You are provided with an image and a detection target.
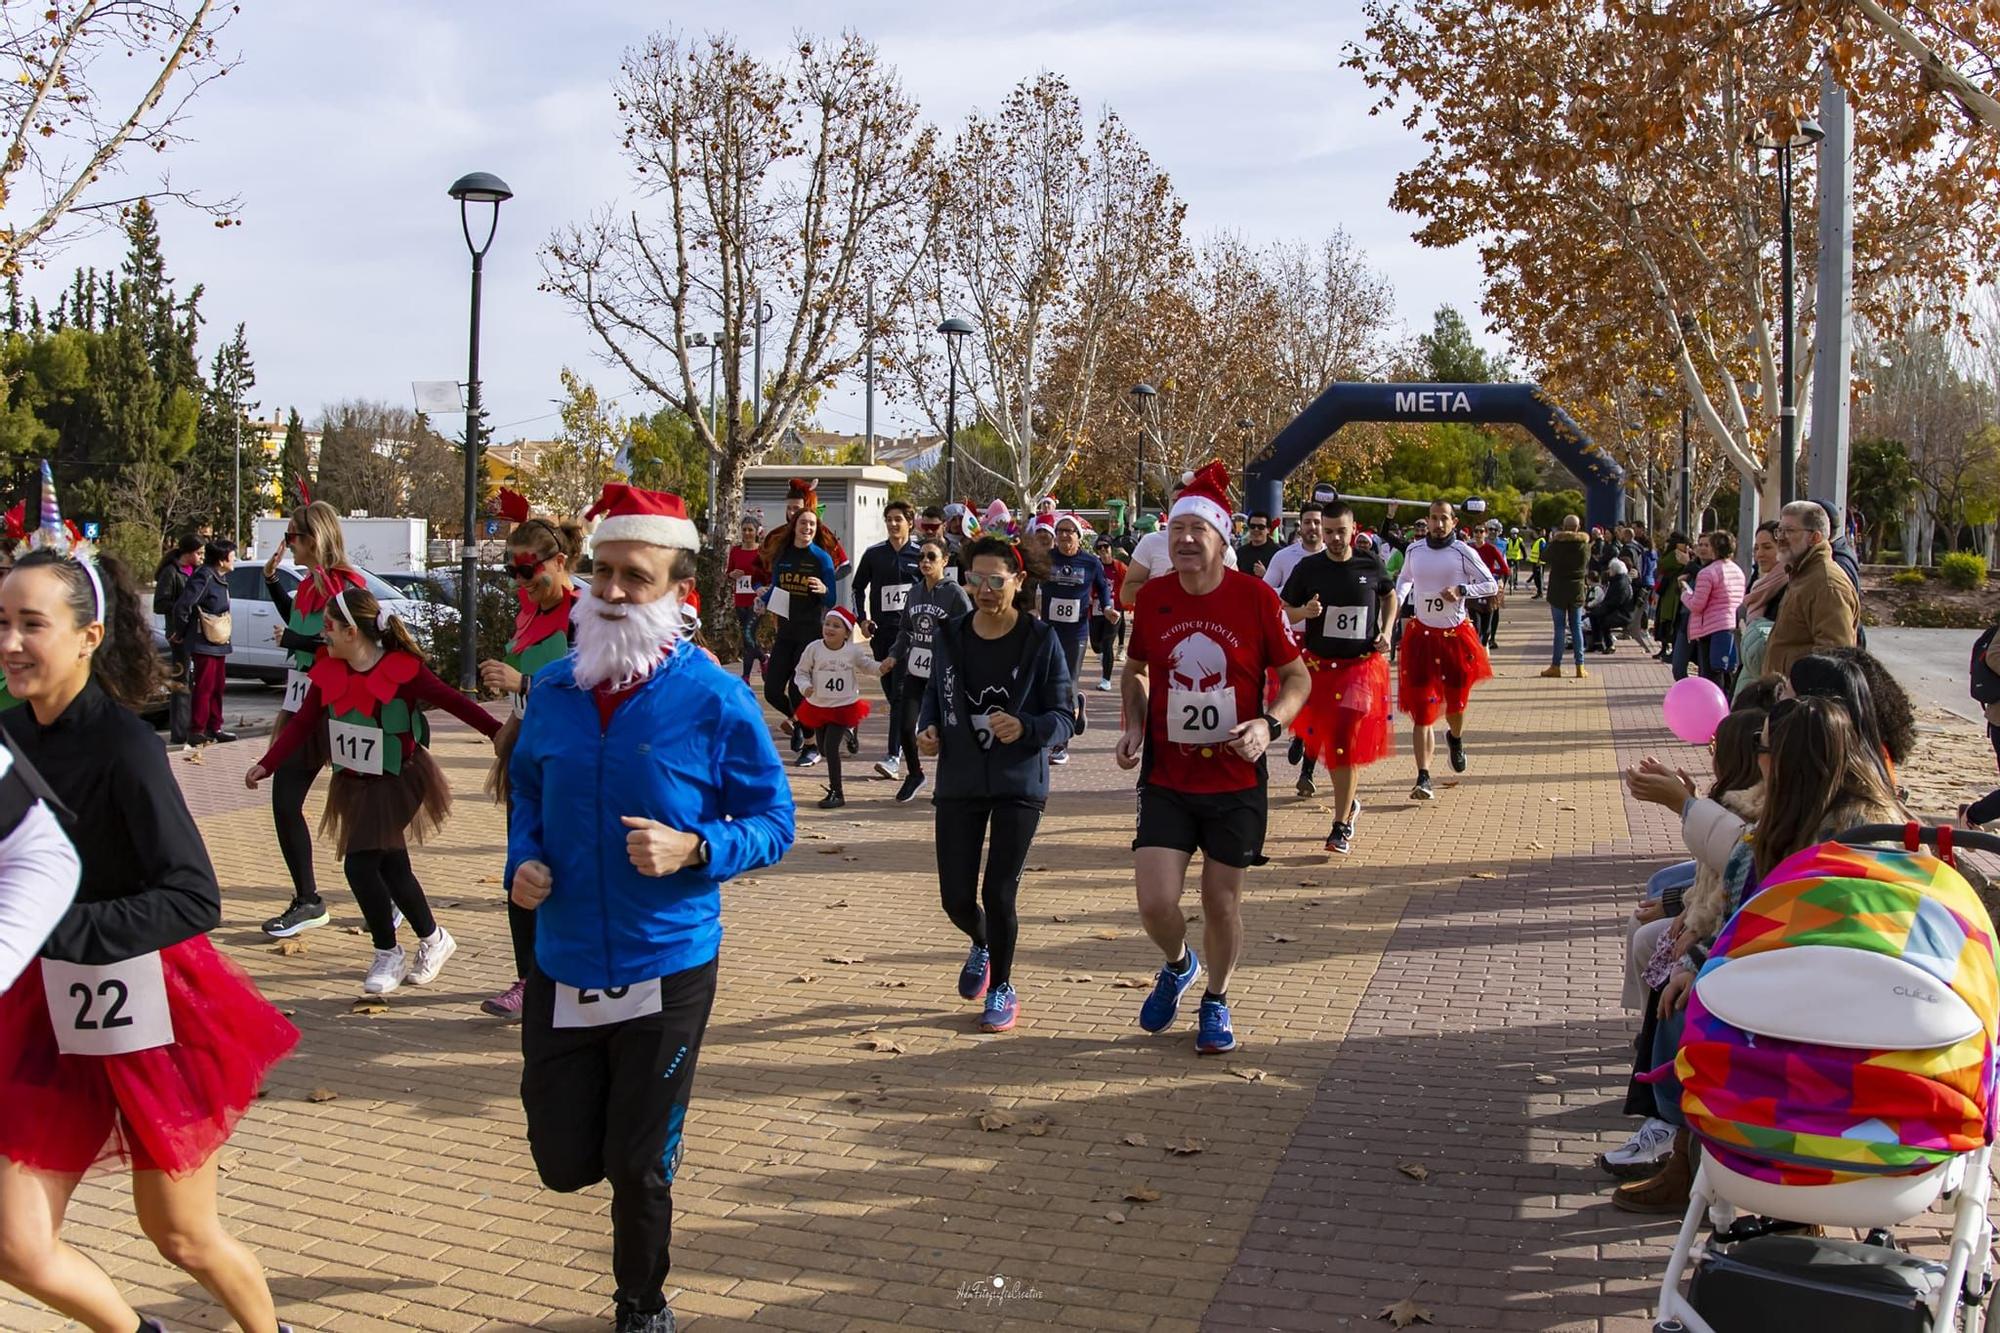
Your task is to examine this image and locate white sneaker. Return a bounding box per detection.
[1602,1117,1675,1169]
[407,927,457,986]
[874,754,902,780]
[1095,679,1114,691]
[363,946,407,995]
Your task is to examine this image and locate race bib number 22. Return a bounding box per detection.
[41,954,175,1056]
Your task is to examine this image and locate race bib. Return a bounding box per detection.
[815,668,851,698]
[553,980,663,1029]
[1322,605,1368,641]
[510,689,528,721]
[42,954,174,1056]
[329,718,386,776]
[1048,596,1083,625]
[908,646,933,678]
[768,587,791,619]
[881,583,910,613]
[1166,688,1237,746]
[734,574,753,596]
[281,669,312,713]
[1418,592,1462,628]
[971,711,999,751]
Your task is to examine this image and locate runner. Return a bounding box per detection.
[508,483,793,1333]
[1237,512,1284,579]
[1470,520,1510,649]
[850,500,923,781]
[761,507,837,767]
[1117,462,1308,1054]
[725,513,768,681]
[475,510,583,1020]
[793,607,881,809]
[0,546,301,1333]
[258,501,366,940]
[1528,527,1547,599]
[1278,503,1398,854]
[1118,488,1237,609]
[1039,514,1116,765]
[1259,498,1327,594]
[916,536,1076,1033]
[1394,499,1498,800]
[881,538,972,804]
[1090,535,1128,691]
[247,587,503,994]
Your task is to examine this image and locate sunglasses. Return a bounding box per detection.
[919,550,942,562]
[284,529,303,541]
[509,556,547,581]
[965,572,1014,591]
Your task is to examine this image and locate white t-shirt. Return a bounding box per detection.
[793,638,881,710]
[1261,541,1323,593]
[1128,530,1238,579]
[1394,539,1499,630]
[0,803,80,993]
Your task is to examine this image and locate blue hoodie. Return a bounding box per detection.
[508,640,795,989]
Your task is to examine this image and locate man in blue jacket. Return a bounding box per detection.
[508,483,795,1333]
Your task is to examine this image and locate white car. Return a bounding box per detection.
[152,564,436,683]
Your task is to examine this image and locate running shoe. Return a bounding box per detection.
[615,1309,678,1333]
[1348,798,1362,836]
[1287,735,1305,767]
[1050,746,1069,765]
[363,945,408,995]
[1095,678,1114,691]
[817,789,845,810]
[798,746,823,767]
[1138,949,1201,1033]
[958,944,991,1001]
[980,983,1020,1032]
[407,927,457,986]
[846,730,859,755]
[481,977,526,1020]
[1074,702,1088,735]
[1295,774,1316,799]
[1447,733,1467,773]
[1410,772,1435,801]
[1324,822,1352,856]
[895,770,929,804]
[262,898,330,938]
[1195,997,1237,1054]
[875,754,902,780]
[1598,1117,1675,1179]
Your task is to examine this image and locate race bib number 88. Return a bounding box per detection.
[1048,597,1083,625]
[1166,688,1237,745]
[554,981,663,1029]
[42,954,175,1056]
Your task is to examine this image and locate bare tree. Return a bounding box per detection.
[314,400,416,519]
[543,29,936,617]
[1,0,238,275]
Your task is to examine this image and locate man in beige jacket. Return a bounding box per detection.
[1763,501,1859,678]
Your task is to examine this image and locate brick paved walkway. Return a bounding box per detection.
[9,639,1740,1331]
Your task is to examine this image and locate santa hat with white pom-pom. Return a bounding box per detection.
[1167,460,1233,543]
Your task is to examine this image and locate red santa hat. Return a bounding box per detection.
[492,487,531,524]
[823,605,859,631]
[1168,460,1233,543]
[1054,511,1090,534]
[1036,495,1058,512]
[583,483,699,551]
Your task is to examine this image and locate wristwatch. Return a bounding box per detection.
[694,838,712,867]
[1259,711,1283,736]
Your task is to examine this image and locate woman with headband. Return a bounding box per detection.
[0,547,302,1333]
[248,587,502,997]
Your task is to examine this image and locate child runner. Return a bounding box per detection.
[474,509,581,1020]
[881,537,971,804]
[918,537,1075,1032]
[793,606,881,810]
[726,513,768,681]
[247,588,502,995]
[258,500,365,940]
[0,546,301,1333]
[1039,514,1116,764]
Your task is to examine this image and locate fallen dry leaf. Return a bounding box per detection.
[826,898,849,908]
[1227,1067,1268,1082]
[841,855,861,862]
[1397,1162,1430,1182]
[823,954,865,965]
[274,937,307,957]
[1105,1210,1127,1224]
[1123,1132,1150,1148]
[976,1110,1016,1132]
[816,845,846,855]
[1166,1136,1206,1156]
[1051,913,1073,922]
[1527,840,1546,850]
[346,998,389,1016]
[182,749,205,765]
[801,832,829,840]
[874,979,909,989]
[789,973,817,984]
[1532,1073,1558,1085]
[217,1150,245,1174]
[1017,1116,1052,1137]
[306,1087,338,1103]
[1471,871,1500,880]
[1123,1184,1162,1202]
[1441,780,1460,788]
[343,925,366,936]
[858,1036,905,1054]
[1064,973,1095,983]
[1266,932,1298,943]
[1111,976,1150,989]
[1184,912,1202,924]
[1378,1295,1434,1327]
[1091,929,1120,941]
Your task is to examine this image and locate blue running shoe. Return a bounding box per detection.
[1196,997,1237,1054]
[958,944,991,1001]
[1138,949,1201,1033]
[980,983,1019,1032]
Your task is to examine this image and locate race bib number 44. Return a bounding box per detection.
[1322,605,1368,640]
[1166,688,1237,745]
[42,954,175,1056]
[281,669,312,713]
[907,646,933,678]
[329,719,385,776]
[554,980,663,1029]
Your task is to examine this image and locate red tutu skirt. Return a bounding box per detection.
[1396,620,1493,726]
[1292,652,1393,768]
[796,698,870,730]
[0,935,298,1176]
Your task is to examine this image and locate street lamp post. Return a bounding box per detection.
[1750,113,1824,508]
[1235,417,1256,505]
[447,170,513,692]
[1130,383,1157,526]
[938,317,974,504]
[230,354,243,550]
[1678,400,1692,537]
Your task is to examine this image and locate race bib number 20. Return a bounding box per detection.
[42,954,175,1056]
[554,981,663,1029]
[1166,688,1237,745]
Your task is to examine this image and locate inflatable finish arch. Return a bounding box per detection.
[1242,382,1626,531]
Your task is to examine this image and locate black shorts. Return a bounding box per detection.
[1132,784,1269,868]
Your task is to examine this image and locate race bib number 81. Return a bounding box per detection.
[1166,688,1237,745]
[1323,606,1368,640]
[42,954,175,1056]
[554,981,663,1029]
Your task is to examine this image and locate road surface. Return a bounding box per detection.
[1865,626,1984,723]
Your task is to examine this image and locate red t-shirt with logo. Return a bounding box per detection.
[726,545,764,609]
[1130,567,1299,794]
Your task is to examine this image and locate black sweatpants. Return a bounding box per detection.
[1090,615,1125,681]
[521,959,718,1323]
[271,751,324,908]
[343,848,438,950]
[873,631,905,760]
[764,637,808,721]
[935,797,1043,988]
[898,672,928,777]
[506,807,535,979]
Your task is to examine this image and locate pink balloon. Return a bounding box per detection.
[1662,676,1730,746]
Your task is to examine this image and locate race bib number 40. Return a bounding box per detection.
[1322,605,1368,640]
[42,954,175,1056]
[1166,688,1237,745]
[329,719,385,776]
[281,669,312,713]
[554,980,663,1029]
[815,669,850,698]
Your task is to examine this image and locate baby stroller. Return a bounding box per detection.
[1653,823,2000,1333]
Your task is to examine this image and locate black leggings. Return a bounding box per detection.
[506,809,536,979]
[764,637,808,720]
[343,849,438,951]
[1969,725,2000,829]
[271,752,323,907]
[935,797,1042,988]
[898,673,928,776]
[1091,616,1125,680]
[815,725,850,793]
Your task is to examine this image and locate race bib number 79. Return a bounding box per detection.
[554,981,663,1029]
[42,954,175,1056]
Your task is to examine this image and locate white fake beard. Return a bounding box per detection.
[570,583,686,691]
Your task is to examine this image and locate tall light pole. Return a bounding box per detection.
[1130,383,1157,526]
[447,170,512,692]
[750,292,773,427]
[1236,416,1256,506]
[938,317,974,504]
[1750,113,1824,508]
[230,353,243,549]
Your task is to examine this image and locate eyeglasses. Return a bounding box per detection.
[965,572,1014,590]
[509,557,547,581]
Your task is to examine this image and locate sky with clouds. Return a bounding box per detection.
[18,1,1499,444]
